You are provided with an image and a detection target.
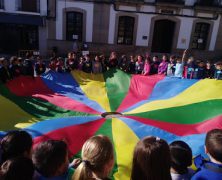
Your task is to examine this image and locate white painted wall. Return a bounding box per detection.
[136,13,154,46]
[118,5,137,11]
[4,0,16,12]
[197,12,214,18]
[39,26,47,55]
[185,0,196,6]
[3,0,46,14]
[56,0,94,42]
[140,5,155,13]
[108,5,116,44]
[56,1,65,40]
[177,17,194,49]
[209,15,221,51]
[182,9,194,16]
[40,0,47,16]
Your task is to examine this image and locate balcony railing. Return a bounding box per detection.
[195,0,222,7]
[17,0,40,13]
[156,0,185,4]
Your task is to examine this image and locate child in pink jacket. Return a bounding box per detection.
[142,58,151,76]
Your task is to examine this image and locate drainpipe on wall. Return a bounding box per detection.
[46,0,57,20]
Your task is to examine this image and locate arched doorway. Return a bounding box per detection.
[151,19,176,53]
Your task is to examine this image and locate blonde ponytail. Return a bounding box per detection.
[72,135,114,180]
[72,161,92,180]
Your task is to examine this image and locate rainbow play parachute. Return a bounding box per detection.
[1,69,222,179]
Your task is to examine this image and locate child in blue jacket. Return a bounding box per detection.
[192,129,222,180]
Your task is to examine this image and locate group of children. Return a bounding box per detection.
[0,129,222,180]
[58,50,222,80]
[1,50,222,84]
[0,55,34,84]
[131,129,222,180]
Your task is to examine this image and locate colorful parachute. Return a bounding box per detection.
[1,69,222,179]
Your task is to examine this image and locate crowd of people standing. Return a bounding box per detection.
[0,50,222,179]
[1,50,222,84]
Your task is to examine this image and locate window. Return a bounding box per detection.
[66,12,83,41]
[191,23,210,50]
[0,0,4,9]
[117,16,135,45]
[17,0,40,12]
[196,0,222,6]
[19,25,39,50]
[0,24,38,53]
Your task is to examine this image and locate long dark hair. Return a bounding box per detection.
[1,130,33,163]
[131,136,171,180]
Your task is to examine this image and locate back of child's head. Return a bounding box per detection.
[0,156,34,180]
[1,130,32,163]
[32,139,69,178]
[131,136,171,180]
[170,141,192,174]
[205,129,222,163]
[73,135,114,180]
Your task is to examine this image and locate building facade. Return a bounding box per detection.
[46,0,222,59]
[1,0,222,59]
[0,0,48,55]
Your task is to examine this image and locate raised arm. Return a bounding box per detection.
[182,49,188,63]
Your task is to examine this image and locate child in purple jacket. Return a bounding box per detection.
[158,55,168,75]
